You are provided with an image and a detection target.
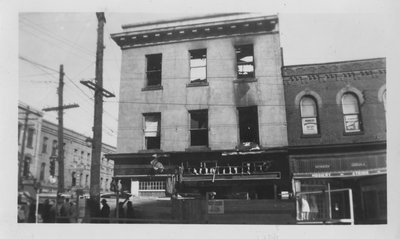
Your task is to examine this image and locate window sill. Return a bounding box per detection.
[233,78,257,83]
[138,149,163,154]
[141,85,163,91]
[185,146,211,152]
[186,81,209,88]
[300,134,321,138]
[343,131,364,136]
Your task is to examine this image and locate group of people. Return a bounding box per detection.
[99,199,135,223]
[41,198,77,223]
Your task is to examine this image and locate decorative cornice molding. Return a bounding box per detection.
[282,58,386,83]
[112,15,278,49]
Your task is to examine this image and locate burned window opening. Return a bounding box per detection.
[190,110,208,146]
[146,54,162,86]
[235,44,254,78]
[238,106,259,144]
[189,49,207,83]
[144,113,161,149]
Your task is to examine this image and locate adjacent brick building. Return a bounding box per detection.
[282,58,386,224]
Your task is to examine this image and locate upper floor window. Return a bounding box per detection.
[27,128,34,148]
[342,93,362,133]
[300,96,319,135]
[146,54,162,86]
[51,140,58,156]
[42,137,48,153]
[235,44,254,78]
[40,163,46,181]
[189,49,207,83]
[144,113,161,149]
[238,106,259,144]
[190,110,208,146]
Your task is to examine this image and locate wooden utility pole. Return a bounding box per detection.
[80,12,116,218]
[57,65,65,193]
[43,65,79,194]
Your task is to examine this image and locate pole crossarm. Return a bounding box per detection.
[80,80,115,98]
[42,104,80,112]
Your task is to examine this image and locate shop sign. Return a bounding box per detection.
[302,118,318,135]
[294,168,386,178]
[208,200,224,214]
[344,115,360,133]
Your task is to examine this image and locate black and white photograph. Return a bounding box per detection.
[1,0,399,238]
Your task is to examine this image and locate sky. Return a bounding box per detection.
[17,11,391,147]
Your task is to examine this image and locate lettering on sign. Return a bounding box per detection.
[351,162,367,167]
[208,200,224,214]
[315,164,330,169]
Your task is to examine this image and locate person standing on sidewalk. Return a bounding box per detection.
[100,199,110,223]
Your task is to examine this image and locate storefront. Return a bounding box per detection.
[290,149,387,224]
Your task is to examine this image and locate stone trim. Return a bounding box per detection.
[336,85,365,105]
[294,89,323,109]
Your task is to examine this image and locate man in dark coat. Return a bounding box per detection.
[100,199,110,223]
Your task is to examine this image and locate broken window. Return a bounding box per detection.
[235,44,254,78]
[189,49,207,83]
[300,96,319,135]
[238,106,259,144]
[342,93,362,133]
[190,110,208,146]
[146,54,162,86]
[144,113,161,149]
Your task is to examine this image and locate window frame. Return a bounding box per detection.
[27,128,34,148]
[42,137,48,153]
[189,48,207,84]
[145,53,162,87]
[300,96,320,136]
[341,92,363,134]
[235,44,255,79]
[237,106,259,144]
[189,109,209,147]
[143,112,161,150]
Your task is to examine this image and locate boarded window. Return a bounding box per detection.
[238,106,259,144]
[144,113,161,149]
[342,93,362,133]
[235,44,254,78]
[146,54,162,86]
[190,49,207,83]
[300,96,319,135]
[190,110,208,146]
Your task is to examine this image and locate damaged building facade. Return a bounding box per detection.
[282,58,386,224]
[110,13,291,202]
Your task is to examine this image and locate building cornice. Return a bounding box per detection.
[111,14,278,49]
[282,58,386,85]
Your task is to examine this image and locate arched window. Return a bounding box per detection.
[300,96,319,135]
[342,93,362,133]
